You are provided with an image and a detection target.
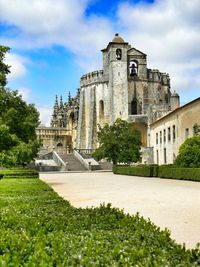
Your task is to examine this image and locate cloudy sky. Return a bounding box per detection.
[0,0,200,125]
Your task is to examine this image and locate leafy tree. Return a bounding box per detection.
[175,136,200,168]
[93,119,141,164]
[193,123,200,136]
[0,46,40,166]
[0,46,10,88]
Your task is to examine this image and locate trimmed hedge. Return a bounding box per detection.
[113,164,158,177]
[0,168,39,179]
[113,165,200,182]
[0,178,200,266]
[158,166,200,181]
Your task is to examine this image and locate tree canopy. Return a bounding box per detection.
[0,45,40,166]
[0,45,10,88]
[93,119,141,165]
[193,123,200,136]
[175,135,200,168]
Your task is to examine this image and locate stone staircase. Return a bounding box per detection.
[58,153,87,171]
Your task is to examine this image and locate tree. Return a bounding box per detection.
[175,136,200,168]
[0,46,10,88]
[93,119,141,164]
[193,123,200,136]
[0,46,40,166]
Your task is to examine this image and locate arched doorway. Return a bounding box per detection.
[131,99,138,115]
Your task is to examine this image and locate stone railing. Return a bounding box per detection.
[35,150,67,171]
[52,151,66,169]
[75,148,95,158]
[73,149,100,170]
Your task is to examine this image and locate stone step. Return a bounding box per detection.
[58,153,87,171]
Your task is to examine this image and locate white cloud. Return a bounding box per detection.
[17,87,31,102]
[0,0,87,35]
[117,0,200,97]
[0,0,113,72]
[5,53,27,80]
[0,0,200,103]
[37,106,52,126]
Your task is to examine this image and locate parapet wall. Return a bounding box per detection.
[80,70,107,86]
[147,69,170,85]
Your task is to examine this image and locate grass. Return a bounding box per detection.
[0,177,200,266]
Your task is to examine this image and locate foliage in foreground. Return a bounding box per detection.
[93,119,141,164]
[175,136,200,168]
[0,177,200,266]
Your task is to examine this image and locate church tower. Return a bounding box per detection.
[76,33,172,150]
[102,33,130,122]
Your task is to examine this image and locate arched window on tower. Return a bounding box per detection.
[129,60,138,77]
[99,100,104,121]
[131,99,138,115]
[116,48,122,60]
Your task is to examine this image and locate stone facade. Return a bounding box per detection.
[76,33,178,150]
[149,97,200,164]
[37,92,79,154]
[36,126,72,155]
[37,33,184,162]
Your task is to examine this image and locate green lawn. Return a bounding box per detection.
[0,178,199,266]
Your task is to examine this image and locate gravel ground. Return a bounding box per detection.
[40,172,200,248]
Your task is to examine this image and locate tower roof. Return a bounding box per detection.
[101,33,128,52]
[112,33,125,43]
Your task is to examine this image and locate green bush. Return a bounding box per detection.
[113,165,200,182]
[0,168,39,179]
[158,166,200,181]
[0,178,199,266]
[113,165,158,177]
[175,136,200,168]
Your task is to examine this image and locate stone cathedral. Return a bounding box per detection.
[37,34,180,156]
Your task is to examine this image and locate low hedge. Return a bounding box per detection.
[113,165,200,182]
[113,165,158,177]
[158,166,200,181]
[0,178,200,266]
[0,168,39,179]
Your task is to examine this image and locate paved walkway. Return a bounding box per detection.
[40,172,200,248]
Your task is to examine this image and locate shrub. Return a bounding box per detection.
[0,168,39,179]
[175,136,200,168]
[113,165,159,177]
[158,166,200,181]
[0,178,199,266]
[113,164,200,182]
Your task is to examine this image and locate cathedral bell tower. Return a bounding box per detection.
[102,33,130,122]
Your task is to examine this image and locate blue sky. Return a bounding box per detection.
[0,0,200,125]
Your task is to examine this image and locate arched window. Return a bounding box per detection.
[129,60,138,76]
[99,100,104,120]
[116,48,122,60]
[131,99,137,114]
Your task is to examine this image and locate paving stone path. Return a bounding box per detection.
[40,172,200,248]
